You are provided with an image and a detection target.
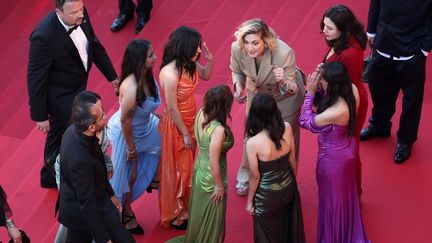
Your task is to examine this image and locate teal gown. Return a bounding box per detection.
[167,111,234,243]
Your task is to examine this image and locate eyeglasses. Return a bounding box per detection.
[92,111,106,125]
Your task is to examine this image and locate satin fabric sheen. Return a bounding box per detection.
[108,84,161,204]
[300,94,369,243]
[167,117,234,243]
[159,72,200,227]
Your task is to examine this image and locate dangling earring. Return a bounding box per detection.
[264,42,269,48]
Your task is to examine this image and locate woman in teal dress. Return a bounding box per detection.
[167,85,234,243]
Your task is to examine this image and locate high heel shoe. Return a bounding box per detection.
[146,180,160,193]
[122,213,144,235]
[170,218,188,230]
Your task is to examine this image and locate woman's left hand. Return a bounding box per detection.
[8,226,22,243]
[211,185,225,204]
[203,42,213,62]
[246,202,254,215]
[126,150,138,162]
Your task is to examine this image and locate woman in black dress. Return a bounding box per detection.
[245,93,305,243]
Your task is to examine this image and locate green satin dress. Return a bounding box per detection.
[166,113,234,243]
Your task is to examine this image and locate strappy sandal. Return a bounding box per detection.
[122,213,144,235]
[170,218,188,230]
[146,180,160,193]
[235,182,249,196]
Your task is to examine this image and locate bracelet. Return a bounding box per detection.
[6,219,15,228]
[127,149,136,154]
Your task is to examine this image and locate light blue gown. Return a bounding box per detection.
[108,84,161,204]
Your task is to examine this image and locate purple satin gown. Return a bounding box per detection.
[300,94,370,243]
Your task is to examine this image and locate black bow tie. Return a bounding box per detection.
[68,25,79,34]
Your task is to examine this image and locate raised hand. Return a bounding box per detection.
[202,42,213,62]
[306,70,321,95]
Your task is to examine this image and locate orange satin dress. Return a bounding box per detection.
[159,71,200,227]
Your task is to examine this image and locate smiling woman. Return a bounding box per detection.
[230,18,305,197]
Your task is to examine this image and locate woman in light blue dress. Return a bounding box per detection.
[108,39,161,235]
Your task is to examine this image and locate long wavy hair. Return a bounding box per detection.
[202,85,234,129]
[317,62,357,135]
[119,39,157,104]
[245,93,285,149]
[321,4,367,53]
[160,26,202,81]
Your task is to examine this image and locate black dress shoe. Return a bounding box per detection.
[394,143,412,164]
[360,125,391,141]
[110,12,134,32]
[135,16,148,34]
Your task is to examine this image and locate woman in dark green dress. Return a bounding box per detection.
[167,85,234,243]
[245,93,305,243]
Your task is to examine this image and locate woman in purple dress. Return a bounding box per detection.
[300,62,370,243]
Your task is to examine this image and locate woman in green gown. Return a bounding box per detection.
[167,85,234,243]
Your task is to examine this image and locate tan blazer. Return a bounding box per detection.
[230,39,305,121]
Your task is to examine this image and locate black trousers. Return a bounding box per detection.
[119,0,153,19]
[66,223,135,243]
[368,50,427,145]
[40,116,68,187]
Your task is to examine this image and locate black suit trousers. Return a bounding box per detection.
[119,0,152,19]
[368,50,427,144]
[40,116,68,187]
[66,222,135,243]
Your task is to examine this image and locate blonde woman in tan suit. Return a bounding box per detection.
[230,19,304,196]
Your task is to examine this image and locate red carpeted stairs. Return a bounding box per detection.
[0,0,431,242]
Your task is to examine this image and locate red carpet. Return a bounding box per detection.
[0,0,431,242]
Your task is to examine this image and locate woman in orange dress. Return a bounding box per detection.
[158,26,214,229]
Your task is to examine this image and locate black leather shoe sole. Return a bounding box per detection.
[360,125,390,141]
[394,143,411,164]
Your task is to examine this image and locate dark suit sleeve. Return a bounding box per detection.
[92,35,117,82]
[421,11,432,52]
[106,180,114,197]
[367,0,380,34]
[82,8,117,83]
[68,159,110,242]
[27,33,53,121]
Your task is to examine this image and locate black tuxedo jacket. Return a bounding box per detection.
[367,0,432,56]
[58,125,117,242]
[27,9,117,123]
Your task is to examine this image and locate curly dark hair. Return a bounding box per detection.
[119,39,157,104]
[321,4,367,53]
[245,93,285,149]
[160,26,202,81]
[317,62,357,135]
[202,85,233,129]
